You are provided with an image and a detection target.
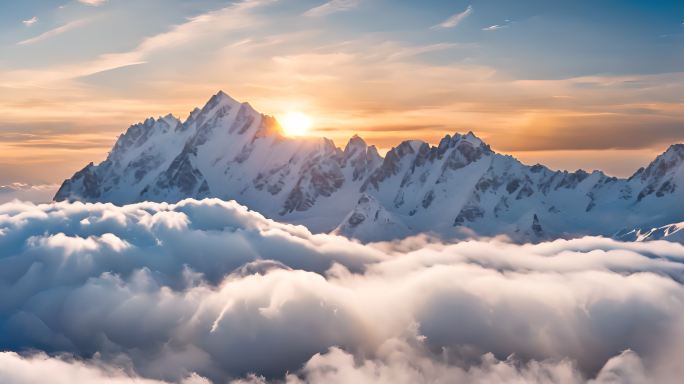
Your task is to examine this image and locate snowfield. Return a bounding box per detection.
[1,198,684,383]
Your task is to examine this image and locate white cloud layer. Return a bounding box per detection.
[0,352,182,384]
[0,198,683,383]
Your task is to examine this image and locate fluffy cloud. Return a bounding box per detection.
[0,352,189,384]
[0,198,683,383]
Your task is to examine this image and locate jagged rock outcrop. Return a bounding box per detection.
[332,193,409,242]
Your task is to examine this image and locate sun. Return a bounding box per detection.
[279,111,313,137]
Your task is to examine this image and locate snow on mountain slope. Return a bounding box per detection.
[343,133,684,242]
[332,193,410,242]
[617,222,684,243]
[55,91,382,233]
[55,91,684,242]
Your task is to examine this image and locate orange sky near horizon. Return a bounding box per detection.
[1,0,683,185]
[0,88,670,185]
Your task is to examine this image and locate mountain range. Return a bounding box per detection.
[55,91,684,242]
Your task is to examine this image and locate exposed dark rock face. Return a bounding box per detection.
[633,145,684,202]
[281,158,345,213]
[54,162,101,201]
[343,135,381,182]
[347,212,366,227]
[143,145,209,199]
[454,204,485,226]
[532,214,544,237]
[362,140,417,191]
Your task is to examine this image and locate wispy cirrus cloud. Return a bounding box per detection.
[7,0,267,82]
[22,17,38,27]
[482,19,512,31]
[304,0,361,17]
[70,0,271,77]
[482,24,506,31]
[432,5,472,29]
[385,42,466,60]
[17,19,89,45]
[78,0,107,5]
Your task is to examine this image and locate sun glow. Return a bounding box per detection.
[279,111,313,137]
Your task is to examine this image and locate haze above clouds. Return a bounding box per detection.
[0,198,683,383]
[0,182,58,204]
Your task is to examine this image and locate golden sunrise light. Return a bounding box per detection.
[1,2,684,383]
[278,111,313,137]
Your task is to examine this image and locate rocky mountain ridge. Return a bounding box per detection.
[55,91,684,242]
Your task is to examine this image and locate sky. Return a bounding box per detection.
[0,0,683,186]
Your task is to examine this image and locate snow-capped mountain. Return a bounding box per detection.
[55,91,382,232]
[55,91,684,242]
[616,222,684,243]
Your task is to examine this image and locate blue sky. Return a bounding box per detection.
[0,0,683,183]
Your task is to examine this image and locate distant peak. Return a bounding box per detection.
[653,143,684,164]
[187,107,202,120]
[367,145,380,159]
[215,90,231,99]
[462,131,483,145]
[205,90,240,109]
[629,143,684,181]
[665,143,684,156]
[161,113,178,122]
[345,134,368,152]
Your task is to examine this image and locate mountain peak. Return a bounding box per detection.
[344,134,368,153]
[664,143,684,158]
[204,90,241,110]
[215,89,236,100]
[462,131,485,147]
[651,143,684,166]
[630,143,684,181]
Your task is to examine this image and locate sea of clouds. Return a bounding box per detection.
[0,198,683,383]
